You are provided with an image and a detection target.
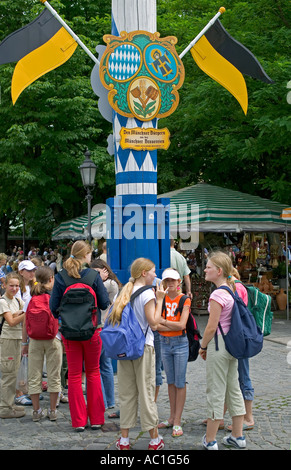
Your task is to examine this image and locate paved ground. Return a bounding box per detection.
[0,311,290,455]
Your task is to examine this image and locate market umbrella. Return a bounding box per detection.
[159,183,291,234]
[53,183,291,239]
[52,212,105,241]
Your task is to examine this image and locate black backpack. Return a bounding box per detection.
[162,294,201,362]
[58,269,98,341]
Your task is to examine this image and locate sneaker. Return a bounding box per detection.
[56,392,69,408]
[116,437,130,450]
[148,435,165,450]
[15,395,32,406]
[91,424,102,430]
[75,426,86,432]
[13,404,25,412]
[222,434,246,449]
[0,408,26,419]
[202,434,218,450]
[48,409,57,421]
[60,393,69,403]
[32,409,46,422]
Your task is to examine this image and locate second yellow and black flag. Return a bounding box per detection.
[191,19,273,114]
[0,8,77,104]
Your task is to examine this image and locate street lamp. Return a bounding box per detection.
[79,148,97,244]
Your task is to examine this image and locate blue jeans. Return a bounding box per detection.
[100,345,115,408]
[238,358,254,401]
[154,330,163,387]
[160,334,188,388]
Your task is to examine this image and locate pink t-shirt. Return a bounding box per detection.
[208,289,234,335]
[234,281,248,306]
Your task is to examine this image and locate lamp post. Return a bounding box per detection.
[79,149,97,244]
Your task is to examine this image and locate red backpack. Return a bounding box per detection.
[26,293,59,340]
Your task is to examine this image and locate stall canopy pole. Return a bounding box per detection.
[286,227,289,321]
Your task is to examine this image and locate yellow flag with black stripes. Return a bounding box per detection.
[190,19,273,114]
[0,9,77,104]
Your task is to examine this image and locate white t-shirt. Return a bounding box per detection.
[131,286,156,347]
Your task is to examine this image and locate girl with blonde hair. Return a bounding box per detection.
[50,241,110,431]
[199,251,246,450]
[114,258,168,451]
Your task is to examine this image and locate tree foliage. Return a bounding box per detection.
[0,0,113,247]
[0,0,290,250]
[157,0,291,204]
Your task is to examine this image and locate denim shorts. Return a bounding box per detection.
[160,334,188,388]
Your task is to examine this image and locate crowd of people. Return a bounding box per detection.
[0,240,256,450]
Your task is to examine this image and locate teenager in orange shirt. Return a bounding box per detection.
[157,268,191,437]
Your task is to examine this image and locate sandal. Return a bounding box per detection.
[108,410,120,419]
[158,420,172,429]
[227,422,254,432]
[202,418,225,430]
[172,425,183,437]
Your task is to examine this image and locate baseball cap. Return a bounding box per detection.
[162,268,181,281]
[18,260,37,271]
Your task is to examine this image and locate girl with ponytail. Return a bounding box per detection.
[26,266,62,422]
[199,251,246,450]
[114,258,168,451]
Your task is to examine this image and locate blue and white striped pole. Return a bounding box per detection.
[107,0,170,282]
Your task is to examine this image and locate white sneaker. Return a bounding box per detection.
[202,434,218,450]
[222,434,246,449]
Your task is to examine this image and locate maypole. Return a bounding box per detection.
[102,0,175,282]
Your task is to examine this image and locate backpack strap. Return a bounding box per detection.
[59,268,98,288]
[130,285,154,303]
[0,297,5,331]
[162,294,188,319]
[216,285,235,298]
[215,286,235,351]
[161,294,189,336]
[177,295,189,336]
[0,296,21,333]
[130,285,154,338]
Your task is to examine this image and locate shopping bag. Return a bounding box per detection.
[16,355,29,395]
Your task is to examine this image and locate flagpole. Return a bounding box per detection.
[179,6,226,59]
[40,0,100,65]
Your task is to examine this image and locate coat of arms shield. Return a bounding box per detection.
[99,31,185,121]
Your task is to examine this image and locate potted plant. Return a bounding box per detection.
[273,262,291,289]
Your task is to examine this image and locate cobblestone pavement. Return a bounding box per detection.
[0,313,290,454]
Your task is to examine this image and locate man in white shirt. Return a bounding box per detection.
[170,239,192,300]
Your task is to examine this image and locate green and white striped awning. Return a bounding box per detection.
[52,211,106,241]
[159,183,291,233]
[52,183,291,240]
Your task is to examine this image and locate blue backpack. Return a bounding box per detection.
[100,285,153,360]
[215,286,263,359]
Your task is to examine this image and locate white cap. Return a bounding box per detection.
[162,268,181,281]
[18,260,37,271]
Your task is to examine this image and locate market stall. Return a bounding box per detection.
[52,183,290,316]
[52,209,106,241]
[159,183,291,316]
